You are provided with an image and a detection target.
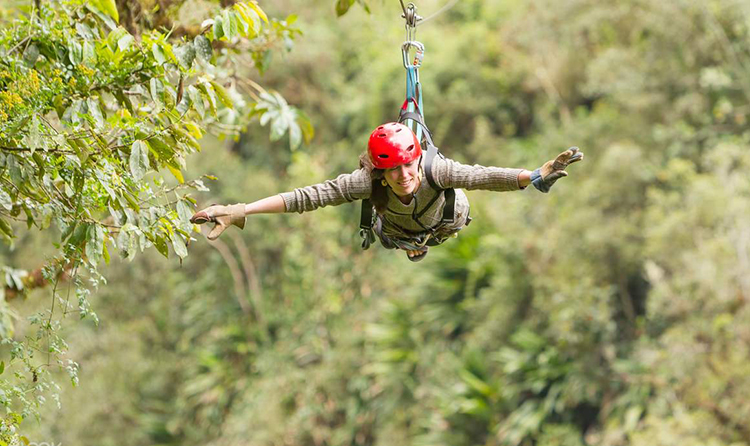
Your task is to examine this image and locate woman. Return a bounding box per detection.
[191,122,583,261]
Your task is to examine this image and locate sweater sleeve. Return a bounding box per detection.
[279,168,372,213]
[430,155,524,191]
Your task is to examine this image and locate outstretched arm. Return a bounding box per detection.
[433,147,581,192]
[243,194,287,215]
[191,167,372,240]
[517,170,532,188]
[278,167,372,213]
[431,155,527,191]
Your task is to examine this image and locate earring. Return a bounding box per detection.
[381,179,388,187]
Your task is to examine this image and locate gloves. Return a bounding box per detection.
[530,147,584,193]
[190,203,246,240]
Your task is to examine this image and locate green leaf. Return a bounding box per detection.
[184,121,203,139]
[153,235,169,258]
[87,98,105,129]
[223,10,238,40]
[116,225,131,257]
[270,116,288,141]
[187,86,205,118]
[150,77,165,109]
[296,110,315,144]
[0,218,12,240]
[23,43,39,66]
[177,200,194,223]
[335,0,355,17]
[167,165,184,184]
[82,40,97,63]
[171,235,188,259]
[114,90,134,114]
[458,369,494,397]
[0,361,4,375]
[0,189,12,211]
[251,50,272,75]
[357,0,371,13]
[117,34,133,52]
[107,27,128,51]
[193,36,212,62]
[102,240,111,265]
[85,224,105,265]
[247,1,269,23]
[233,3,256,37]
[210,81,233,108]
[129,140,150,180]
[152,43,166,64]
[75,22,97,40]
[289,121,301,151]
[68,40,83,65]
[92,0,119,22]
[24,115,43,154]
[213,15,224,40]
[85,3,117,29]
[146,136,173,161]
[196,82,217,116]
[160,43,178,64]
[175,43,196,69]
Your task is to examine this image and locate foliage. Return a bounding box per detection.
[7,0,750,445]
[0,0,313,437]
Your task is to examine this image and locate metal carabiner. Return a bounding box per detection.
[402,40,425,68]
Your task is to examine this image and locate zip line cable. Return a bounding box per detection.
[402,0,461,27]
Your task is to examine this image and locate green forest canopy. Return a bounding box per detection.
[2,0,750,445]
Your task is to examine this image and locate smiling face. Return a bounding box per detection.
[383,158,421,197]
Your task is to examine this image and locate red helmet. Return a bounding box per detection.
[368,122,422,169]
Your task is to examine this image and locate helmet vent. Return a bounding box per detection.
[407,144,414,152]
[395,128,402,132]
[377,126,384,130]
[378,154,389,159]
[378,133,386,138]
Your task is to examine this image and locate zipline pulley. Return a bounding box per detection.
[398,0,422,33]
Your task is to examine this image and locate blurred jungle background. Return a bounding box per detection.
[2,0,750,444]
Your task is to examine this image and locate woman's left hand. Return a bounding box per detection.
[530,147,584,193]
[190,203,247,240]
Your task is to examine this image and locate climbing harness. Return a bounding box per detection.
[359,1,457,251]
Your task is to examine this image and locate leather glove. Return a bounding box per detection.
[190,204,246,240]
[530,147,584,193]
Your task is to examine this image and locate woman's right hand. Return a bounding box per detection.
[190,203,246,240]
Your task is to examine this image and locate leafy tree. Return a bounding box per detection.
[5,0,750,445]
[0,0,315,438]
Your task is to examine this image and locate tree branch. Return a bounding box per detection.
[207,236,251,316]
[5,260,75,301]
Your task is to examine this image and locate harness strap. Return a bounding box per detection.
[360,198,374,230]
[398,110,435,147]
[442,188,455,224]
[414,188,442,220]
[397,108,454,225]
